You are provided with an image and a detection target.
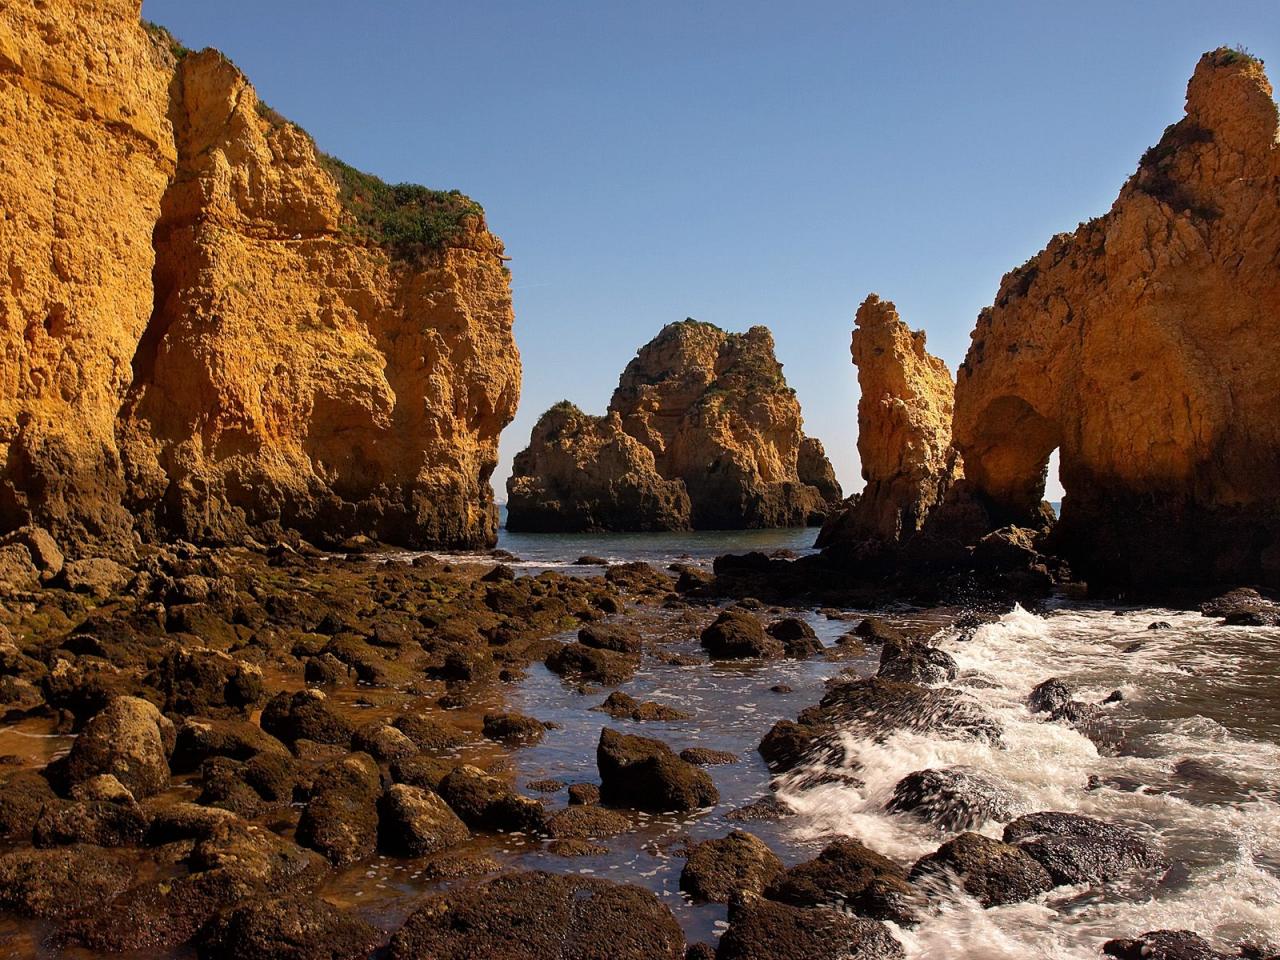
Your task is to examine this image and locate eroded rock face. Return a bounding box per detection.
[819,295,960,548]
[508,320,839,531]
[1,2,518,554]
[951,50,1280,591]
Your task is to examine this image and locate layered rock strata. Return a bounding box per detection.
[507,320,839,531]
[818,295,961,549]
[949,49,1280,590]
[1,1,518,554]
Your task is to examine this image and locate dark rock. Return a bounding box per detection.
[304,652,350,684]
[33,798,151,847]
[0,844,134,918]
[483,711,547,745]
[436,764,546,833]
[171,717,290,773]
[700,610,784,660]
[579,623,642,654]
[877,636,958,685]
[481,563,516,582]
[726,796,794,823]
[598,691,690,721]
[680,831,784,903]
[62,695,175,798]
[1148,621,1173,630]
[568,782,601,806]
[378,783,470,856]
[1003,811,1167,885]
[811,676,1002,743]
[575,555,608,566]
[887,766,1024,830]
[546,642,640,685]
[909,832,1054,907]
[0,770,58,838]
[199,894,383,960]
[767,837,918,923]
[153,648,264,717]
[392,713,466,751]
[296,753,381,865]
[527,778,565,793]
[597,728,718,812]
[544,804,631,839]
[680,747,739,766]
[259,689,353,750]
[388,871,685,960]
[767,618,823,659]
[757,718,835,772]
[1104,930,1236,960]
[686,944,717,960]
[715,897,904,960]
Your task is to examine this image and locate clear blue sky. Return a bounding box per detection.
[141,0,1277,503]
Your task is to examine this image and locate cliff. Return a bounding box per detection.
[507,320,839,531]
[950,49,1280,590]
[0,1,518,553]
[818,295,960,548]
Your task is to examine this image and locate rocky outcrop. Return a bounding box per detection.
[505,405,690,531]
[819,295,960,549]
[1,1,518,555]
[507,320,839,531]
[949,50,1280,591]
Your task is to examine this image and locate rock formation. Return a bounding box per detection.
[505,404,691,532]
[1,1,518,554]
[818,295,960,548]
[950,49,1280,591]
[506,320,840,531]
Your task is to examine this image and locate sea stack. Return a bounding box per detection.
[949,48,1280,591]
[0,4,518,553]
[818,295,961,549]
[507,320,840,531]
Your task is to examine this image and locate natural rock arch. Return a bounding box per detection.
[960,395,1061,523]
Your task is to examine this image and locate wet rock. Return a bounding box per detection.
[198,752,298,816]
[199,894,383,960]
[1200,588,1280,623]
[62,695,175,798]
[390,754,457,792]
[681,747,740,765]
[33,798,151,847]
[579,622,643,654]
[390,871,684,960]
[568,782,601,806]
[70,773,134,804]
[437,764,547,833]
[909,832,1054,907]
[304,652,351,684]
[680,831,784,903]
[527,778,565,793]
[1003,812,1167,885]
[259,689,353,751]
[877,636,958,685]
[544,804,631,839]
[171,717,291,773]
[767,618,824,659]
[0,675,44,716]
[887,766,1024,830]
[483,711,548,745]
[687,943,717,960]
[378,783,471,856]
[0,845,134,918]
[715,896,904,960]
[1104,930,1237,960]
[598,691,691,721]
[0,770,59,837]
[597,728,719,812]
[757,718,836,772]
[481,563,516,583]
[296,752,381,865]
[1148,621,1173,630]
[726,796,795,823]
[767,838,918,923]
[351,722,418,761]
[700,609,785,660]
[810,677,1002,744]
[392,713,466,752]
[545,642,640,685]
[1027,677,1097,723]
[153,648,264,717]
[576,555,608,565]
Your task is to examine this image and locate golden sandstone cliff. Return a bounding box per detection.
[507,320,840,531]
[0,0,518,553]
[818,295,960,549]
[948,48,1280,590]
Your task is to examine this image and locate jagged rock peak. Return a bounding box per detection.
[818,294,960,548]
[507,319,841,532]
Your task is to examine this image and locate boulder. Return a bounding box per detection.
[700,610,784,660]
[153,648,264,717]
[388,871,685,960]
[579,623,643,654]
[766,618,824,659]
[378,783,470,856]
[766,837,917,923]
[351,722,418,762]
[62,695,175,798]
[1103,930,1237,960]
[199,895,383,960]
[909,832,1054,907]
[436,764,546,833]
[545,642,639,685]
[1003,812,1167,885]
[596,728,718,812]
[598,691,690,721]
[60,558,130,597]
[0,845,134,919]
[887,766,1024,830]
[296,753,381,865]
[679,831,784,903]
[543,805,631,840]
[259,689,353,750]
[483,712,547,745]
[715,897,904,960]
[877,637,957,685]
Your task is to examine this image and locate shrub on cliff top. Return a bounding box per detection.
[319,155,484,261]
[143,20,191,61]
[1209,45,1260,67]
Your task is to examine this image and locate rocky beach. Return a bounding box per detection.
[2,2,1279,958]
